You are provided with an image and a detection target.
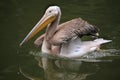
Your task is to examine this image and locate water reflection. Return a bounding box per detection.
[20,49,120,80]
[35,57,92,80]
[1,0,120,80]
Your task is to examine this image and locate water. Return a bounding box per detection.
[0,0,120,80]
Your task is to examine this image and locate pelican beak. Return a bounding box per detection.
[20,13,56,46]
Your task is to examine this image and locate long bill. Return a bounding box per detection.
[20,13,56,46]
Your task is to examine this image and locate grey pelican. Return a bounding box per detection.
[20,6,111,58]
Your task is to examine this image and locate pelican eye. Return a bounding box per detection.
[49,10,52,13]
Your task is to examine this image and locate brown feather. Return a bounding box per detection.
[49,18,99,45]
[35,18,99,46]
[34,34,45,48]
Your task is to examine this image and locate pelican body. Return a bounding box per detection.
[19,6,111,58]
[60,38,111,58]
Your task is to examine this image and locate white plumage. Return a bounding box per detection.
[60,38,112,58]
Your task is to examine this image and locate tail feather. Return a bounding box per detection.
[94,38,112,44]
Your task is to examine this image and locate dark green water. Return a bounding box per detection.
[0,0,120,80]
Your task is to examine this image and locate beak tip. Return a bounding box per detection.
[19,42,23,47]
[19,39,26,47]
[19,36,29,47]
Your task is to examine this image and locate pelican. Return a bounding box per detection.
[20,6,111,58]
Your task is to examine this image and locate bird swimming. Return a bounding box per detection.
[20,6,111,58]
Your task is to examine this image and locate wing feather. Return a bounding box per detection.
[49,18,99,45]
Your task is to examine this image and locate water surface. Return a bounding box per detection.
[0,0,120,80]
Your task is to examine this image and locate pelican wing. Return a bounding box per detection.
[49,18,99,45]
[34,34,45,48]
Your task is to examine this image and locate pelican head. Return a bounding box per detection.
[20,6,61,46]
